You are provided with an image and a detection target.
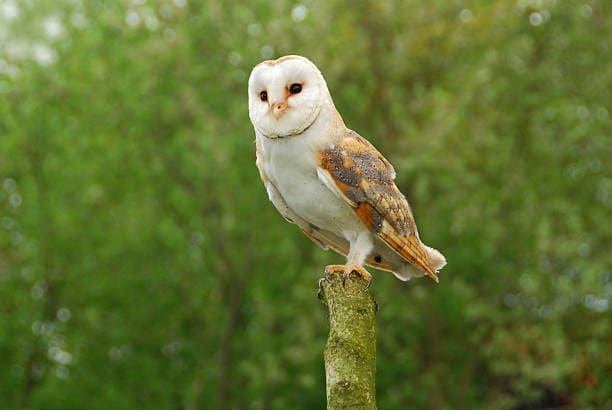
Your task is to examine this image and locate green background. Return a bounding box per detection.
[0,0,610,408]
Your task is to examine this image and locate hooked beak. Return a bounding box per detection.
[271,101,288,119]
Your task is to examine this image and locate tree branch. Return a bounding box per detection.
[319,271,377,409]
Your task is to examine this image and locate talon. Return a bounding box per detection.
[324,265,345,282]
[317,277,326,296]
[343,264,372,287]
[324,264,373,287]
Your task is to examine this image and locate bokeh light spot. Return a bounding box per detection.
[529,12,543,26]
[43,17,64,39]
[9,192,22,208]
[261,45,274,59]
[228,51,242,66]
[459,9,473,23]
[3,178,16,191]
[33,44,57,65]
[248,23,262,37]
[0,1,19,20]
[31,283,45,299]
[57,307,71,322]
[126,9,140,27]
[580,4,593,18]
[291,4,308,22]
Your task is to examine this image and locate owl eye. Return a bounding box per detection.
[260,91,268,102]
[289,83,302,94]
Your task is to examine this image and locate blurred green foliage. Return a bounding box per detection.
[0,0,610,409]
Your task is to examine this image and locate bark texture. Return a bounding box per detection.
[319,271,377,410]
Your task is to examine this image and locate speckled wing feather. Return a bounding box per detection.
[318,130,438,280]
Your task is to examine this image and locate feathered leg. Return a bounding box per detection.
[325,231,373,286]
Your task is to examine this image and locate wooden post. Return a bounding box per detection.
[319,271,377,409]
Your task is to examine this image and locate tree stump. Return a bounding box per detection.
[319,270,377,409]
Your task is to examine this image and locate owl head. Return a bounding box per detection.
[248,55,329,138]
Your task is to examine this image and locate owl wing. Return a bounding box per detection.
[317,130,439,281]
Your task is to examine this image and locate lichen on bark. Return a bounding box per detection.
[319,271,377,410]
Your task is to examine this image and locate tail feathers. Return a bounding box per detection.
[391,264,423,281]
[425,245,446,271]
[391,245,446,282]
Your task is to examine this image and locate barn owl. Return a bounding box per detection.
[248,55,446,283]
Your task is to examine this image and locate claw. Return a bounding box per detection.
[317,277,326,297]
[324,265,336,282]
[344,264,372,287]
[324,264,344,280]
[324,264,372,288]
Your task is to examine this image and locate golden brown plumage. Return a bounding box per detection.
[318,131,439,281]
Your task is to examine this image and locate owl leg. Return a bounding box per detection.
[325,231,374,286]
